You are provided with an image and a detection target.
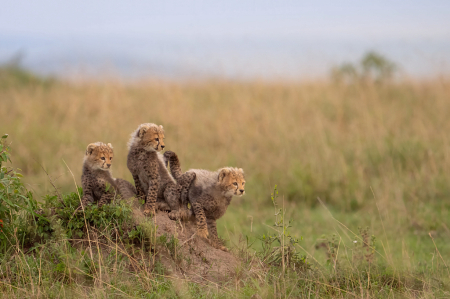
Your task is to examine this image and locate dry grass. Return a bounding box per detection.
[2,77,450,297]
[3,79,450,208]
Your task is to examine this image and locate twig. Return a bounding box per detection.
[36,160,65,207]
[180,233,197,248]
[428,232,450,277]
[62,159,96,273]
[371,186,393,263]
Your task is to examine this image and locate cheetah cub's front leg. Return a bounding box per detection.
[143,165,160,217]
[192,201,209,239]
[207,218,228,251]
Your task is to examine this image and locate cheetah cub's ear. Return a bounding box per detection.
[238,168,244,174]
[86,143,97,155]
[137,125,148,138]
[218,168,230,182]
[107,143,113,149]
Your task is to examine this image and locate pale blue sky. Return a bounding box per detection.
[1,1,449,78]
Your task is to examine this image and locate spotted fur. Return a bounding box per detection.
[126,123,195,218]
[163,151,196,215]
[166,156,245,252]
[81,142,136,208]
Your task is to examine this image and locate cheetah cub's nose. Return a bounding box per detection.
[161,145,165,149]
[107,164,111,167]
[239,189,245,194]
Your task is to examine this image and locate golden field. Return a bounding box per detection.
[3,78,450,209]
[2,75,450,297]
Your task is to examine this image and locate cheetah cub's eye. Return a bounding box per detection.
[101,157,106,160]
[155,138,159,142]
[233,182,238,186]
[110,157,113,160]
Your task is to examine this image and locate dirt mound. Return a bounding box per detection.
[134,207,240,283]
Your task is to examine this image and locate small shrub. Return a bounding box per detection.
[353,226,377,265]
[38,188,135,240]
[257,185,309,272]
[0,134,41,251]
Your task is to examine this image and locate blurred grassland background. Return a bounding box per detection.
[2,59,450,270]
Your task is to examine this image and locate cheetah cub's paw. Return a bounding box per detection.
[196,228,209,239]
[168,210,179,220]
[219,246,228,252]
[143,209,155,217]
[209,240,228,252]
[217,245,228,252]
[143,203,156,217]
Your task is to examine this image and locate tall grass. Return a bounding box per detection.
[1,73,450,297]
[2,78,450,209]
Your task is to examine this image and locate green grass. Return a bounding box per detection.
[1,67,450,297]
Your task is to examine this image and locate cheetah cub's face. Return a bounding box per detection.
[84,142,114,171]
[136,123,165,152]
[218,167,246,197]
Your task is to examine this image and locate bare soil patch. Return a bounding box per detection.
[134,207,240,284]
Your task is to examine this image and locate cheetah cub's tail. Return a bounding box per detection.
[114,178,137,200]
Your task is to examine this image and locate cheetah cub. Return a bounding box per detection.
[126,123,195,218]
[81,142,136,208]
[166,154,245,251]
